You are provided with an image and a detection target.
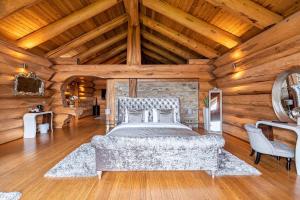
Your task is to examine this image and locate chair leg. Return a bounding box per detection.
[250,149,255,156]
[255,152,261,164]
[286,158,292,171]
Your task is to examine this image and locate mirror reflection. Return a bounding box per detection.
[14,72,44,96]
[281,73,300,121]
[209,88,222,132]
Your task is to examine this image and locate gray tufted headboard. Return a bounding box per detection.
[117,97,181,124]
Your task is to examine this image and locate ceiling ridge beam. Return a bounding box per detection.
[142,41,185,64]
[141,30,197,59]
[205,0,283,29]
[46,14,128,58]
[85,43,127,64]
[140,15,219,58]
[143,0,240,48]
[16,0,119,49]
[77,31,127,62]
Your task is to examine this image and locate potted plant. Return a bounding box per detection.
[203,96,209,130]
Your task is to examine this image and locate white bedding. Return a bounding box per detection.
[106,122,197,137]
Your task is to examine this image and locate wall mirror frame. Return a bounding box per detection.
[14,72,44,96]
[272,67,300,123]
[208,87,222,133]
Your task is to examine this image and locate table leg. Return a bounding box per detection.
[296,137,300,175]
[50,113,53,133]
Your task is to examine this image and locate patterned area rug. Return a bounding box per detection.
[0,192,22,200]
[45,143,261,178]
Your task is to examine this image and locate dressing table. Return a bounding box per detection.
[23,111,53,138]
[256,120,300,174]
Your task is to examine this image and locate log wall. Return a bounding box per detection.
[213,12,300,146]
[52,63,214,127]
[0,40,54,144]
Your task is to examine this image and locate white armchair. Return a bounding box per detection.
[244,124,295,170]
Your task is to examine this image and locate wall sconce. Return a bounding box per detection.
[19,63,27,74]
[232,63,237,69]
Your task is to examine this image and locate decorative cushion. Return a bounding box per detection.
[153,109,175,123]
[127,110,144,123]
[125,109,149,123]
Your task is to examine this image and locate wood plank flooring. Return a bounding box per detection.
[0,117,299,200]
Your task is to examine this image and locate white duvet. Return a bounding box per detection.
[106,122,197,137]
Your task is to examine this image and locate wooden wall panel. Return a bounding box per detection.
[0,40,54,144]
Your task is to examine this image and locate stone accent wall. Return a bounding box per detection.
[138,80,198,126]
[114,79,199,126]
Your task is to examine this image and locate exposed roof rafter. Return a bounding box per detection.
[85,43,127,64]
[16,0,119,49]
[141,30,197,59]
[205,0,283,29]
[77,31,127,62]
[142,41,185,64]
[143,0,241,48]
[140,15,220,58]
[142,48,173,64]
[46,14,128,58]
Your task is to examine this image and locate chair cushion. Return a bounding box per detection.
[270,141,295,158]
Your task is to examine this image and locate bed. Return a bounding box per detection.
[91,97,225,179]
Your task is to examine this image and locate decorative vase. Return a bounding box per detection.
[203,107,209,130]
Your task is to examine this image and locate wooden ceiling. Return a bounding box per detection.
[0,0,299,64]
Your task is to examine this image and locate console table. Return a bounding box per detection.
[23,111,53,138]
[256,120,300,175]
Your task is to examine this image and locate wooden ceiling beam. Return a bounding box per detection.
[16,0,119,49]
[140,15,219,58]
[143,0,240,48]
[142,41,185,64]
[123,0,139,26]
[85,43,127,64]
[52,64,214,82]
[142,49,173,64]
[0,0,41,19]
[103,51,127,64]
[77,31,127,62]
[141,30,197,60]
[205,0,283,29]
[46,14,128,58]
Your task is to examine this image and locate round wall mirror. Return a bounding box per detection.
[272,67,300,122]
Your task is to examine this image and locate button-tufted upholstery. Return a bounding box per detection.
[117,97,181,124]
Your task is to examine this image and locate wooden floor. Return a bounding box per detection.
[0,117,300,200]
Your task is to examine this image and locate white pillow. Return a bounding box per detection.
[152,108,178,123]
[124,109,149,123]
[153,109,159,123]
[144,110,149,122]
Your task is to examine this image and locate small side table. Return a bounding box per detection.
[23,111,53,138]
